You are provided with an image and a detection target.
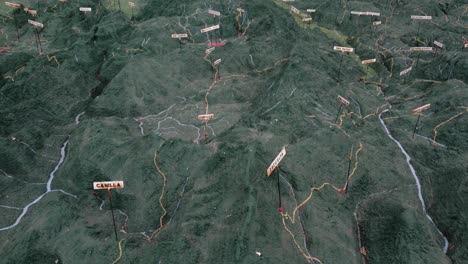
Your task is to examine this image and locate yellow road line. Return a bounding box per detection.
[288,182,341,224]
[337,111,347,128]
[111,239,125,264]
[143,151,170,242]
[153,151,167,229]
[348,143,363,183]
[282,217,322,264]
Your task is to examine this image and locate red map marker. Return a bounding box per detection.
[0,47,11,53]
[209,41,227,47]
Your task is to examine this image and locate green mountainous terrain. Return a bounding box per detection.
[0,0,467,263]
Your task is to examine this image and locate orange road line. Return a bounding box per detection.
[347,143,363,183]
[111,239,125,264]
[336,111,347,128]
[15,65,26,75]
[201,55,286,137]
[120,211,128,233]
[340,101,389,123]
[255,58,289,73]
[235,8,251,37]
[433,111,465,144]
[146,151,169,241]
[47,55,60,66]
[348,111,362,119]
[202,65,248,136]
[382,113,417,120]
[125,48,144,53]
[287,182,341,224]
[281,217,323,264]
[363,103,391,119]
[203,52,212,64]
[281,143,364,263]
[153,151,167,229]
[235,9,242,34]
[221,74,249,79]
[243,21,251,36]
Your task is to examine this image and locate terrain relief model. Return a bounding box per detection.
[0,0,467,263]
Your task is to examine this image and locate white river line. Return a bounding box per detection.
[0,139,74,231]
[46,140,68,191]
[378,109,449,253]
[75,112,85,125]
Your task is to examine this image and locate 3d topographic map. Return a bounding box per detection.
[0,0,467,263]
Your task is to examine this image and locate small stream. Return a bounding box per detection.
[0,140,71,231]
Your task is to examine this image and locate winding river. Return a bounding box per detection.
[0,139,73,231]
[378,109,449,253]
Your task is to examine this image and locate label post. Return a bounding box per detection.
[411,104,431,139]
[335,95,350,123]
[93,181,125,241]
[107,188,118,241]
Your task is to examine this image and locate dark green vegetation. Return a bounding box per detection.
[0,0,467,263]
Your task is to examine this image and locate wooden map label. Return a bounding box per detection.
[79,7,92,12]
[267,147,286,177]
[213,58,222,66]
[171,33,188,39]
[334,46,354,52]
[200,24,220,33]
[93,181,124,241]
[351,11,365,15]
[198,114,214,121]
[334,46,353,82]
[5,2,21,8]
[367,12,380,16]
[290,6,300,15]
[26,9,37,16]
[306,9,316,13]
[208,9,221,16]
[412,104,431,114]
[93,181,125,190]
[205,47,215,54]
[362,58,376,64]
[433,41,444,48]
[411,15,432,20]
[351,11,380,16]
[400,67,412,76]
[337,95,350,107]
[410,47,433,52]
[28,19,43,28]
